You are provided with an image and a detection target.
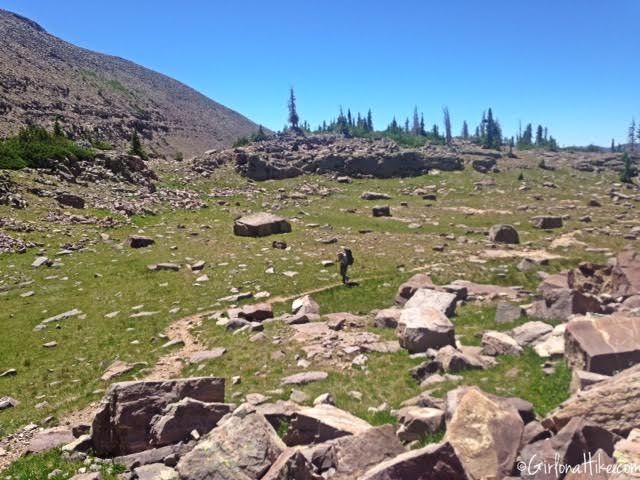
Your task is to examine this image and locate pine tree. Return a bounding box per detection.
[442,106,452,145]
[535,125,544,146]
[347,109,353,127]
[404,118,410,133]
[461,121,469,139]
[629,118,636,152]
[287,88,299,129]
[620,152,634,183]
[420,114,425,136]
[366,109,373,132]
[412,107,420,135]
[129,130,147,159]
[611,138,615,153]
[53,120,63,137]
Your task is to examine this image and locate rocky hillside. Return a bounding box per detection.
[0,9,261,157]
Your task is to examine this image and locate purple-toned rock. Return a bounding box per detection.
[126,235,155,248]
[284,404,372,446]
[234,212,292,237]
[489,224,520,244]
[397,306,455,353]
[565,313,640,375]
[405,288,457,317]
[359,441,467,480]
[150,398,232,447]
[91,377,225,456]
[395,273,435,305]
[176,412,286,479]
[445,388,524,480]
[26,427,74,454]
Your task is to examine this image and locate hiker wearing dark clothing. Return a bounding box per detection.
[338,247,354,284]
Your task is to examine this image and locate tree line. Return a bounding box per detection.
[285,88,560,152]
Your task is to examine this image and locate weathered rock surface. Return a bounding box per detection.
[396,406,445,442]
[176,412,286,480]
[359,441,467,480]
[481,330,523,356]
[489,224,520,244]
[395,273,435,305]
[565,313,640,375]
[149,398,232,447]
[544,363,640,435]
[233,212,292,237]
[300,425,405,479]
[126,235,155,248]
[397,305,455,353]
[284,404,372,446]
[26,427,74,454]
[91,377,225,456]
[445,388,524,480]
[404,288,458,317]
[194,134,464,181]
[532,216,564,229]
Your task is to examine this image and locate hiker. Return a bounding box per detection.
[337,247,354,284]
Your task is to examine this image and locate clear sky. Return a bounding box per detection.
[3,0,639,146]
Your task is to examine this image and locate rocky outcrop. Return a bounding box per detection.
[193,134,464,181]
[91,377,225,456]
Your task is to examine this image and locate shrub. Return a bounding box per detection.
[128,130,147,159]
[0,125,93,170]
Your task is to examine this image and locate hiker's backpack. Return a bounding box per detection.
[344,248,354,266]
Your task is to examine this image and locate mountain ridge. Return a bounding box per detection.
[0,9,260,157]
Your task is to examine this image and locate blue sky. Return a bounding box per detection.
[3,0,639,146]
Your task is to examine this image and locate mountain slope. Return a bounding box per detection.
[0,9,261,157]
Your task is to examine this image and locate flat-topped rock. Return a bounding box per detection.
[404,288,458,317]
[489,224,520,244]
[565,313,640,375]
[233,212,292,237]
[284,404,372,446]
[397,305,455,353]
[281,371,328,386]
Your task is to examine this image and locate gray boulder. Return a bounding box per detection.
[234,212,292,237]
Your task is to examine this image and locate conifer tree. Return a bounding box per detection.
[461,121,469,139]
[621,152,634,183]
[366,109,373,132]
[53,120,63,137]
[287,88,299,129]
[443,106,452,145]
[611,138,615,153]
[412,107,420,135]
[629,118,636,152]
[129,130,147,159]
[535,125,544,146]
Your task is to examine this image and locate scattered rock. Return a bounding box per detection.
[234,212,292,237]
[488,224,520,244]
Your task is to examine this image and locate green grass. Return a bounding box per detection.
[432,349,572,416]
[0,161,631,448]
[3,449,124,480]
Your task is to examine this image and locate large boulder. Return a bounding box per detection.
[489,224,520,244]
[481,330,523,356]
[283,404,372,446]
[532,216,563,229]
[91,377,225,457]
[126,235,155,248]
[565,313,640,375]
[359,441,467,480]
[609,248,640,298]
[149,398,232,447]
[445,388,524,480]
[176,412,286,480]
[262,448,322,480]
[397,306,456,353]
[405,288,458,317]
[544,363,640,435]
[26,427,75,454]
[300,425,406,479]
[519,417,619,480]
[233,212,292,237]
[395,273,435,305]
[56,192,85,209]
[396,407,445,442]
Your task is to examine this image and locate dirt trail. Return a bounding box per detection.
[0,268,436,470]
